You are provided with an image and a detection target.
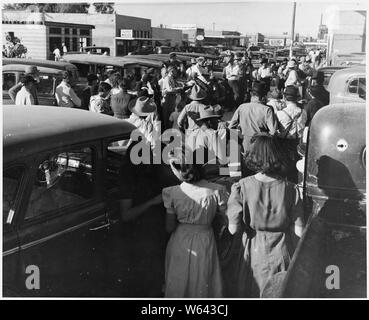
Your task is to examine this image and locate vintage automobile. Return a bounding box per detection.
[2,64,64,106]
[271,103,366,298]
[327,66,366,104]
[61,53,162,83]
[3,106,178,297]
[63,46,111,56]
[315,66,347,89]
[2,58,79,82]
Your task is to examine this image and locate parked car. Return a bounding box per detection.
[2,64,63,106]
[61,53,162,85]
[314,66,347,89]
[2,58,79,82]
[274,103,366,298]
[327,66,366,104]
[3,106,177,297]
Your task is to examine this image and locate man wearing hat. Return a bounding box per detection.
[285,59,301,87]
[167,52,182,71]
[229,80,277,153]
[309,70,329,105]
[275,85,306,140]
[55,71,81,108]
[304,84,329,127]
[223,53,241,107]
[127,95,160,150]
[9,65,39,104]
[185,106,227,169]
[177,84,210,132]
[15,74,37,106]
[257,58,272,93]
[187,57,210,85]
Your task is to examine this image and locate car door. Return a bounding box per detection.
[3,165,27,296]
[14,142,110,297]
[2,71,18,104]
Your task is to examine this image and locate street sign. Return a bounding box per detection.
[120,29,133,39]
[269,39,284,47]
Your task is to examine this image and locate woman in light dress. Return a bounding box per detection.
[162,156,229,297]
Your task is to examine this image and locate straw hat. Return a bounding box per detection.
[197,106,221,121]
[189,84,207,101]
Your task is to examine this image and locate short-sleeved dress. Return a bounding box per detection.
[226,175,305,297]
[162,179,229,298]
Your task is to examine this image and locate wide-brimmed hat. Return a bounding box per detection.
[287,60,297,68]
[129,96,157,116]
[197,106,221,121]
[189,84,207,101]
[196,56,205,63]
[190,58,196,64]
[284,85,298,100]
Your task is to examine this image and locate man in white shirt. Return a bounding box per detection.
[257,58,272,92]
[53,45,61,61]
[62,42,68,55]
[188,57,210,85]
[55,71,81,108]
[223,54,241,107]
[15,75,36,106]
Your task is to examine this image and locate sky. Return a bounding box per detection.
[115,0,367,37]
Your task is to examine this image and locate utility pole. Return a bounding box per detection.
[289,2,296,58]
[212,23,215,31]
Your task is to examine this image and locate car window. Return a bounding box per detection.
[37,74,55,95]
[3,72,16,91]
[24,147,95,221]
[3,166,24,226]
[348,78,359,94]
[359,78,366,100]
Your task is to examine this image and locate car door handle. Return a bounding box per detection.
[89,222,111,231]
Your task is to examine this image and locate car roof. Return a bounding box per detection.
[3,106,136,164]
[121,55,165,67]
[62,54,142,68]
[3,64,64,75]
[327,66,366,92]
[173,52,218,59]
[2,58,77,70]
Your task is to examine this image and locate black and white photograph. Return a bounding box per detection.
[1,0,367,302]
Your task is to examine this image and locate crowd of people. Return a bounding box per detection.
[9,48,330,298]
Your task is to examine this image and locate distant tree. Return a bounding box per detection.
[93,3,115,14]
[2,3,90,13]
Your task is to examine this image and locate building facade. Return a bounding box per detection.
[151,26,182,47]
[2,11,94,60]
[203,30,242,48]
[171,24,205,46]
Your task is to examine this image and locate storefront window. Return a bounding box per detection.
[50,27,62,34]
[64,28,70,35]
[80,29,90,36]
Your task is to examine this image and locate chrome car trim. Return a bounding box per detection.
[4,215,106,256]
